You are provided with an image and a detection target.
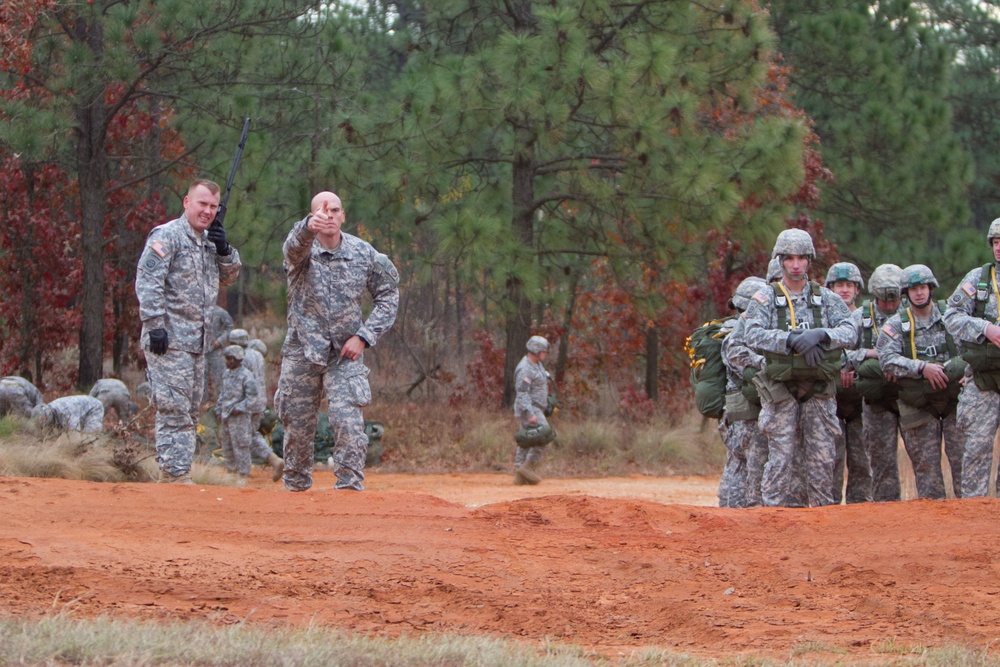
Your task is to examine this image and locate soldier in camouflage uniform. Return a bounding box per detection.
[277,191,399,492]
[89,378,137,424]
[845,264,906,501]
[944,218,1000,497]
[204,305,234,404]
[135,179,242,484]
[879,265,965,499]
[512,335,556,485]
[32,395,105,433]
[228,328,283,480]
[719,276,768,507]
[743,229,858,507]
[215,345,258,481]
[0,375,43,418]
[825,262,873,504]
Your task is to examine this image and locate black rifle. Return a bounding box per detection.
[211,117,251,231]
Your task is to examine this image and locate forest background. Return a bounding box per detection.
[0,0,997,431]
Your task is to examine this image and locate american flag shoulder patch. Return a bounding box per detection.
[151,241,168,258]
[881,323,897,337]
[962,282,976,297]
[753,291,768,304]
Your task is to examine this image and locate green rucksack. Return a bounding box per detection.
[685,319,732,419]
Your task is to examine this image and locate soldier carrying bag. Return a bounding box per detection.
[960,263,1000,392]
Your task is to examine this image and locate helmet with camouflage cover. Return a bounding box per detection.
[771,229,815,259]
[988,218,1000,245]
[729,276,767,312]
[228,328,250,347]
[223,344,245,361]
[526,336,549,354]
[825,262,864,290]
[901,264,939,290]
[249,338,268,356]
[766,257,782,282]
[868,264,903,302]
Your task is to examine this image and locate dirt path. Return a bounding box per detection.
[2,470,999,662]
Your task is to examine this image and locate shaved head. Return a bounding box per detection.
[311,191,341,213]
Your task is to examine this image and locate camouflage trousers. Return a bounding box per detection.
[144,349,205,477]
[833,415,873,504]
[900,410,963,500]
[718,417,768,508]
[758,394,839,507]
[956,380,1000,497]
[514,413,549,469]
[221,412,252,475]
[277,354,371,492]
[862,402,902,502]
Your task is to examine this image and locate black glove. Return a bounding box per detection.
[206,220,231,256]
[149,329,169,355]
[803,345,825,367]
[790,329,829,354]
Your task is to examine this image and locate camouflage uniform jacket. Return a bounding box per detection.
[208,306,234,351]
[218,365,258,421]
[944,264,1000,345]
[844,305,896,369]
[89,378,130,404]
[135,215,242,354]
[1,376,42,407]
[280,218,400,366]
[514,356,549,422]
[878,304,955,379]
[47,395,104,430]
[743,281,858,356]
[721,316,765,394]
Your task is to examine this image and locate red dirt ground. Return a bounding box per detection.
[2,470,1000,662]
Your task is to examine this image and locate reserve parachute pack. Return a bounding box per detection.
[961,263,1000,392]
[762,281,841,385]
[685,319,733,419]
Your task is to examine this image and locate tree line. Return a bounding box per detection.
[0,0,995,417]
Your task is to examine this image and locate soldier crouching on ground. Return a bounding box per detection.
[513,335,557,485]
[0,375,43,419]
[743,229,858,507]
[32,395,105,433]
[89,378,137,425]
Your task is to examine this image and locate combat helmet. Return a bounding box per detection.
[228,328,250,347]
[771,229,815,259]
[868,264,903,302]
[223,344,245,361]
[729,276,767,312]
[988,218,1000,245]
[526,336,550,354]
[901,264,939,289]
[766,257,782,282]
[825,262,864,290]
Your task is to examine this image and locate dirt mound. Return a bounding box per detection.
[1,471,998,661]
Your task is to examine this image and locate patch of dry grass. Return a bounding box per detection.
[370,402,724,478]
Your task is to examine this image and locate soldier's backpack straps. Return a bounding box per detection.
[770,280,825,331]
[940,299,959,358]
[974,263,994,320]
[861,300,874,349]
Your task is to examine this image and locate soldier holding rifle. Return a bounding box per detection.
[135,120,249,484]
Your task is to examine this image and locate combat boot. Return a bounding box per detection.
[268,453,284,483]
[160,471,194,485]
[514,466,541,486]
